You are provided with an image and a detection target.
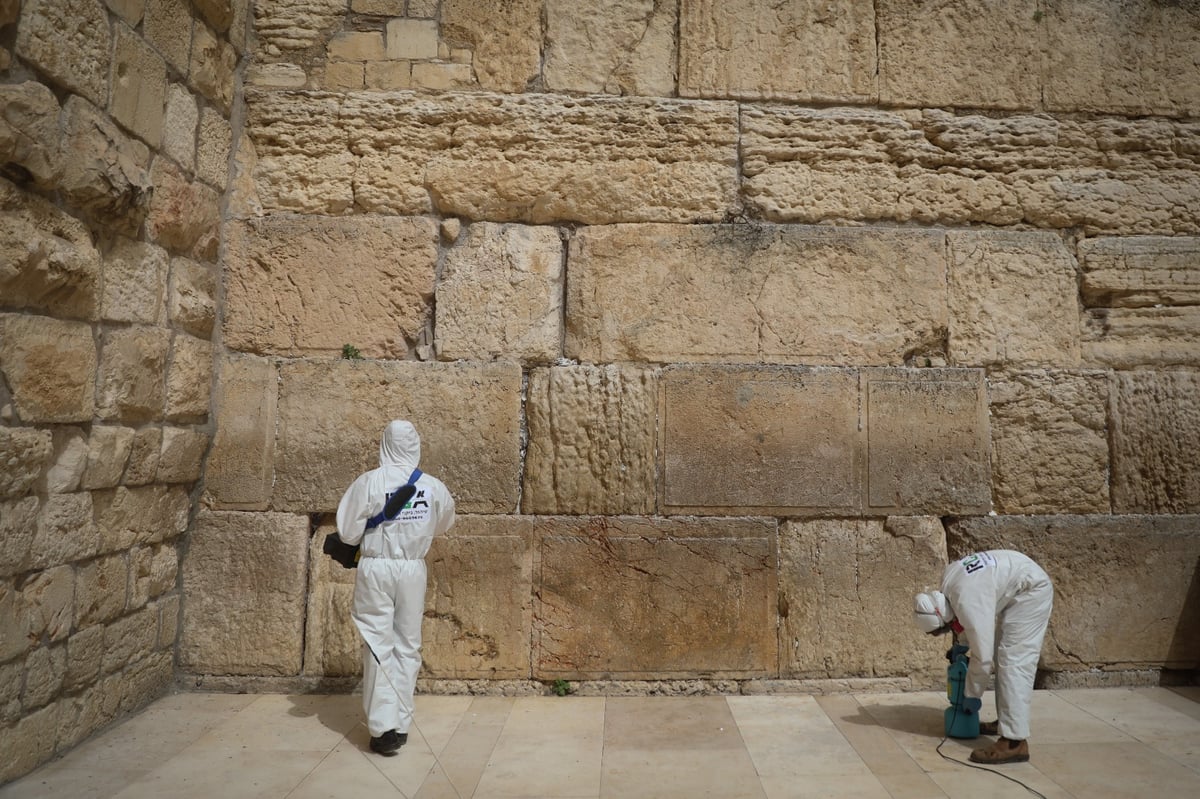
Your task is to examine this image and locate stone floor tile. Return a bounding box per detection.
[729,695,879,778]
[1035,741,1200,799]
[111,748,330,799]
[600,749,765,799]
[759,773,892,799]
[927,765,1074,799]
[286,738,410,798]
[604,696,743,752]
[417,697,514,799]
[1029,690,1134,744]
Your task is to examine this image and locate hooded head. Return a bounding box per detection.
[379,420,421,470]
[913,590,953,635]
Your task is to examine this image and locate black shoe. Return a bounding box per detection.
[370,730,402,756]
[396,732,408,747]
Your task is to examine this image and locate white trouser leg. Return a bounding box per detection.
[353,559,427,737]
[995,575,1054,741]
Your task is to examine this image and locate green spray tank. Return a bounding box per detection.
[945,643,980,738]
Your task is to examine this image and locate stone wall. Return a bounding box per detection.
[0,0,242,783]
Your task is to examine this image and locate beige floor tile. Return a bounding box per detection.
[285,738,410,798]
[853,693,983,773]
[759,773,892,799]
[110,748,330,799]
[185,694,359,753]
[604,696,744,752]
[600,749,765,799]
[1055,687,1200,740]
[926,764,1074,799]
[1029,691,1133,744]
[473,697,605,798]
[1035,741,1200,799]
[729,695,878,779]
[868,770,950,799]
[417,697,514,799]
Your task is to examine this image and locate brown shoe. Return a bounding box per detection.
[970,737,1029,764]
[979,719,999,736]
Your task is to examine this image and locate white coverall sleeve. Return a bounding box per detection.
[946,580,998,699]
[434,488,456,536]
[336,475,371,546]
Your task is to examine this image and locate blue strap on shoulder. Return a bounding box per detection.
[364,468,423,530]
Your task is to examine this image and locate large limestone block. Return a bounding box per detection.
[0,314,97,423]
[1080,236,1200,308]
[302,520,359,677]
[1111,371,1200,514]
[122,427,162,485]
[109,25,168,149]
[39,427,88,493]
[948,515,1200,670]
[0,177,102,319]
[246,90,739,223]
[165,333,213,421]
[76,554,128,627]
[274,360,522,513]
[189,21,237,114]
[566,224,947,365]
[59,97,152,235]
[0,697,64,784]
[877,0,1041,110]
[0,427,52,500]
[97,326,169,422]
[15,0,111,107]
[157,426,208,483]
[1044,2,1200,117]
[168,256,216,339]
[181,511,309,675]
[101,238,168,325]
[523,365,657,515]
[204,354,277,510]
[196,106,232,191]
[781,517,947,681]
[534,516,777,678]
[741,106,1200,235]
[64,624,104,693]
[80,426,135,490]
[146,158,220,259]
[129,543,179,608]
[947,232,1080,368]
[989,371,1110,514]
[22,645,67,711]
[660,366,862,515]
[1083,307,1200,368]
[144,0,193,75]
[436,223,563,362]
[423,516,534,679]
[162,83,199,172]
[253,0,352,58]
[0,497,39,577]
[865,369,990,515]
[544,0,676,96]
[679,0,875,103]
[224,215,437,358]
[19,565,74,646]
[0,81,62,190]
[93,485,190,553]
[102,606,159,673]
[31,493,97,569]
[441,0,541,92]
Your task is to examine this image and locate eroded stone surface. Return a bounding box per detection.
[948,515,1200,670]
[544,0,676,96]
[204,354,277,510]
[1080,236,1200,308]
[146,158,220,259]
[989,371,1110,514]
[224,215,436,357]
[31,493,96,569]
[679,0,876,103]
[566,224,947,365]
[0,314,97,423]
[157,426,208,484]
[523,365,658,515]
[253,0,345,58]
[80,426,135,491]
[181,511,309,675]
[1111,371,1200,513]
[0,81,62,190]
[1083,307,1200,368]
[780,517,947,681]
[274,360,522,513]
[101,238,167,325]
[535,516,777,678]
[441,0,541,92]
[0,427,52,500]
[92,485,189,553]
[59,97,152,235]
[96,326,169,423]
[165,333,212,421]
[15,0,110,107]
[109,25,167,148]
[168,256,217,339]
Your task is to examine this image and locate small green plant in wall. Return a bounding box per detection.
[551,679,573,697]
[341,344,363,360]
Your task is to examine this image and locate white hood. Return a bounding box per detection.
[380,420,420,470]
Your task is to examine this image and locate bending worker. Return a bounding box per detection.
[913,550,1054,765]
[336,420,456,756]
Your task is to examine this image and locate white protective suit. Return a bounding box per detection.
[336,421,455,738]
[938,550,1054,741]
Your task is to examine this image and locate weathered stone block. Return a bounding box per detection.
[0,581,23,662]
[196,107,232,191]
[441,0,541,92]
[193,0,233,32]
[865,369,990,515]
[1080,236,1200,308]
[101,238,168,324]
[59,97,152,235]
[165,333,212,421]
[660,366,862,515]
[741,106,1200,235]
[535,516,777,678]
[322,60,365,90]
[0,497,38,577]
[156,594,179,649]
[948,515,1200,670]
[0,315,96,423]
[878,0,1040,110]
[39,427,88,494]
[0,177,102,320]
[146,158,220,259]
[365,60,412,90]
[76,554,128,627]
[105,0,144,26]
[21,645,68,711]
[189,21,237,113]
[423,516,534,679]
[781,517,948,681]
[97,326,169,422]
[989,371,1110,514]
[566,224,947,365]
[204,354,277,510]
[129,543,179,608]
[162,83,199,172]
[0,699,63,784]
[157,427,208,484]
[544,0,676,96]
[168,256,216,339]
[15,0,111,107]
[436,223,563,362]
[144,0,193,74]
[109,25,168,148]
[93,485,189,553]
[679,0,875,103]
[1083,307,1200,369]
[0,427,52,501]
[181,511,309,676]
[410,61,473,91]
[330,30,385,61]
[224,215,437,358]
[1112,371,1200,513]
[947,232,1080,368]
[1044,2,1200,117]
[385,18,438,59]
[102,606,159,673]
[274,360,522,513]
[80,426,135,491]
[523,365,658,515]
[64,624,105,692]
[30,493,96,569]
[122,426,162,485]
[0,659,18,723]
[24,565,75,643]
[303,521,359,677]
[246,90,738,223]
[0,81,62,190]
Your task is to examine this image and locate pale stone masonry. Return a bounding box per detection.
[4,0,1200,787]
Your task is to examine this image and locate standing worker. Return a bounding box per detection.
[336,420,456,756]
[912,550,1054,764]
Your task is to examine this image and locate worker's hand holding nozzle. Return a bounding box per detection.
[962,697,982,715]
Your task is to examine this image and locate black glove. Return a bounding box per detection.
[323,532,360,569]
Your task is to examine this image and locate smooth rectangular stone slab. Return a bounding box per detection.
[273,360,522,514]
[245,90,739,223]
[534,516,777,679]
[1111,370,1200,514]
[865,369,990,515]
[1083,307,1200,368]
[566,224,947,365]
[659,366,862,515]
[1079,236,1200,308]
[948,515,1200,670]
[204,354,278,510]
